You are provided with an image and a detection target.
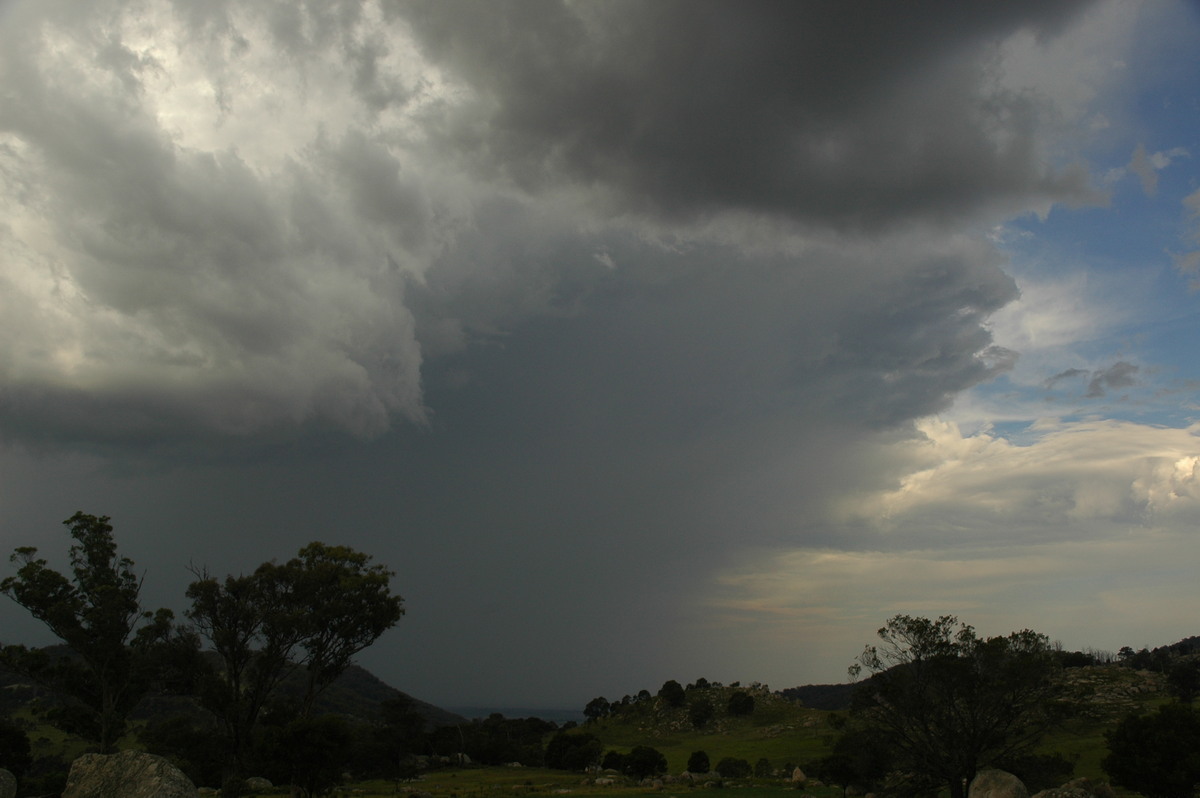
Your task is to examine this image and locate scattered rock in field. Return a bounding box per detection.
[969,769,1028,798]
[62,751,198,798]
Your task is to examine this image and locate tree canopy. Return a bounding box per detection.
[848,615,1064,798]
[0,513,178,752]
[186,541,404,784]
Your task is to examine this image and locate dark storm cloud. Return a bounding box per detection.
[0,0,1099,452]
[397,0,1098,226]
[1086,361,1139,398]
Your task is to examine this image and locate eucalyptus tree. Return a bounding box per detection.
[186,541,403,782]
[0,512,181,752]
[848,615,1065,798]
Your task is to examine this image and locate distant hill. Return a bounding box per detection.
[0,643,465,730]
[779,682,857,711]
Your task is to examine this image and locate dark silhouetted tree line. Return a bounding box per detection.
[1,512,404,797]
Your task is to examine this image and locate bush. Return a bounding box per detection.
[602,750,627,771]
[1104,703,1200,798]
[688,698,714,729]
[625,746,667,780]
[715,757,752,779]
[687,750,710,774]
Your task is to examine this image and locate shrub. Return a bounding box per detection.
[727,691,755,716]
[625,746,667,780]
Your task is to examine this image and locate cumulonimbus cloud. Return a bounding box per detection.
[0,0,1119,451]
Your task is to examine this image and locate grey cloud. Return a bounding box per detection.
[0,0,1080,458]
[397,0,1098,227]
[1045,367,1089,389]
[1087,361,1139,398]
[0,12,429,442]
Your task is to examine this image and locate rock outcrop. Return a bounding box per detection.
[0,768,16,798]
[969,769,1029,798]
[1033,778,1118,798]
[62,751,198,798]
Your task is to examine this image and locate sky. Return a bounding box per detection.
[2,0,1200,712]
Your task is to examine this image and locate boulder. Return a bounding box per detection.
[970,770,1029,798]
[243,776,273,792]
[791,767,808,783]
[62,751,198,798]
[0,769,15,798]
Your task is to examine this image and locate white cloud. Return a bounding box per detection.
[703,416,1200,682]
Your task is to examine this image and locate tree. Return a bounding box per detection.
[1103,703,1200,798]
[263,715,353,798]
[625,746,667,780]
[0,512,175,752]
[601,749,627,772]
[658,679,685,708]
[727,690,755,716]
[282,543,405,716]
[545,731,601,771]
[1169,658,1200,704]
[186,541,403,785]
[687,750,710,774]
[813,727,894,795]
[849,615,1064,798]
[584,696,610,721]
[186,568,298,783]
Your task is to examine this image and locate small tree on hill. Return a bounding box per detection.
[584,696,610,721]
[688,697,714,729]
[658,679,685,708]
